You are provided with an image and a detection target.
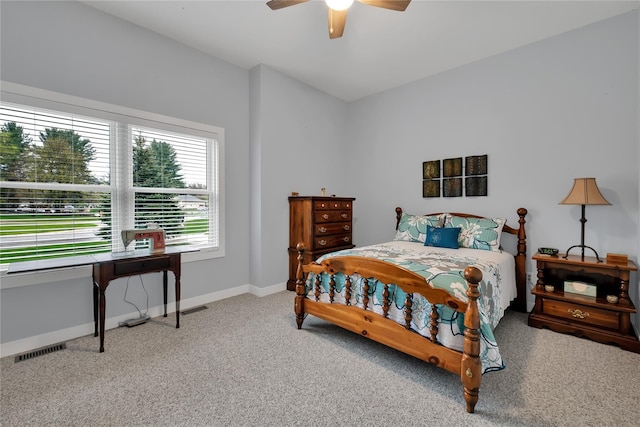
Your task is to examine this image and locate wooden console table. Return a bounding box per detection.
[92,250,182,352]
[7,246,191,353]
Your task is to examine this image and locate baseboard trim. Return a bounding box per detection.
[0,282,287,358]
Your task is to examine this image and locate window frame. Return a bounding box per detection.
[0,81,225,281]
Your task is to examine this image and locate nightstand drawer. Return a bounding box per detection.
[542,298,621,330]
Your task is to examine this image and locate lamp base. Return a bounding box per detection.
[563,245,603,262]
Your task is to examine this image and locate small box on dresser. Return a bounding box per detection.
[287,196,355,291]
[528,252,639,353]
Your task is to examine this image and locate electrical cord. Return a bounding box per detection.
[122,274,149,319]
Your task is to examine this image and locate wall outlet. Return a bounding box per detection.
[526,273,534,289]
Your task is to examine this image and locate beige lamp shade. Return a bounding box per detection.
[560,178,610,206]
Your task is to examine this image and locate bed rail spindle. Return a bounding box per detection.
[329,274,336,303]
[382,284,390,318]
[345,275,352,306]
[362,278,370,310]
[404,293,413,329]
[314,274,321,302]
[429,304,439,342]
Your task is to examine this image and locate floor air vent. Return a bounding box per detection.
[181,305,208,316]
[15,343,67,363]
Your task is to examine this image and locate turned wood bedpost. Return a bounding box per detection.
[395,207,403,230]
[513,208,528,312]
[294,242,306,329]
[461,266,482,413]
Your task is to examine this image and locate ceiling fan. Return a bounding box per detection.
[266,0,411,39]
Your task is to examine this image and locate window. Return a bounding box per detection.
[0,83,224,266]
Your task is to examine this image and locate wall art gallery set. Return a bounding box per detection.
[423,155,488,198]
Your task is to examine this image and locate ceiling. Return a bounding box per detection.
[81,0,639,102]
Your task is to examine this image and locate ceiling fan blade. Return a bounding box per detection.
[328,8,348,39]
[357,0,411,12]
[266,0,310,11]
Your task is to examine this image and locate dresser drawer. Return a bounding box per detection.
[314,210,352,223]
[314,234,352,249]
[542,298,621,330]
[314,222,352,236]
[314,200,353,210]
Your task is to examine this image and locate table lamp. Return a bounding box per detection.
[559,177,610,262]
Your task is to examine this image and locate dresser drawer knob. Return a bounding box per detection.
[318,227,327,233]
[343,225,350,231]
[568,308,590,319]
[341,213,348,219]
[322,214,329,220]
[318,240,327,246]
[343,236,350,242]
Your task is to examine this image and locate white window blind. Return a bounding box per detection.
[0,105,112,262]
[0,87,222,265]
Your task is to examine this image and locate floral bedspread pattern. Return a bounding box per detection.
[305,241,516,374]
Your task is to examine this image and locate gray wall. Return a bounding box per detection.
[0,1,252,344]
[1,1,638,351]
[345,11,639,316]
[249,65,349,287]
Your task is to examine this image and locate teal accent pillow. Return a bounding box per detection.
[424,226,460,249]
[445,215,506,251]
[394,213,447,243]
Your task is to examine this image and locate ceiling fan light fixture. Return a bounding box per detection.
[325,0,354,11]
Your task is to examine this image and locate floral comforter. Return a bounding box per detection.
[306,240,517,373]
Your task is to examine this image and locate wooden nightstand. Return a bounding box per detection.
[528,252,639,353]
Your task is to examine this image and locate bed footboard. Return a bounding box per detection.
[294,243,483,413]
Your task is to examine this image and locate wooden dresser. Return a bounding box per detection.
[528,252,639,353]
[287,196,355,291]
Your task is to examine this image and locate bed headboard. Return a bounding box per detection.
[394,207,528,312]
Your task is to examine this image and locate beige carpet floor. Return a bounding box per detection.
[2,290,639,426]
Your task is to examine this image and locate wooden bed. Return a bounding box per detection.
[293,207,528,413]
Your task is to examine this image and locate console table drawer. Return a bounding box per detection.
[113,256,171,275]
[542,298,620,330]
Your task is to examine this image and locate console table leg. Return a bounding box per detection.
[175,273,181,329]
[163,270,168,317]
[99,288,106,353]
[93,282,98,337]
